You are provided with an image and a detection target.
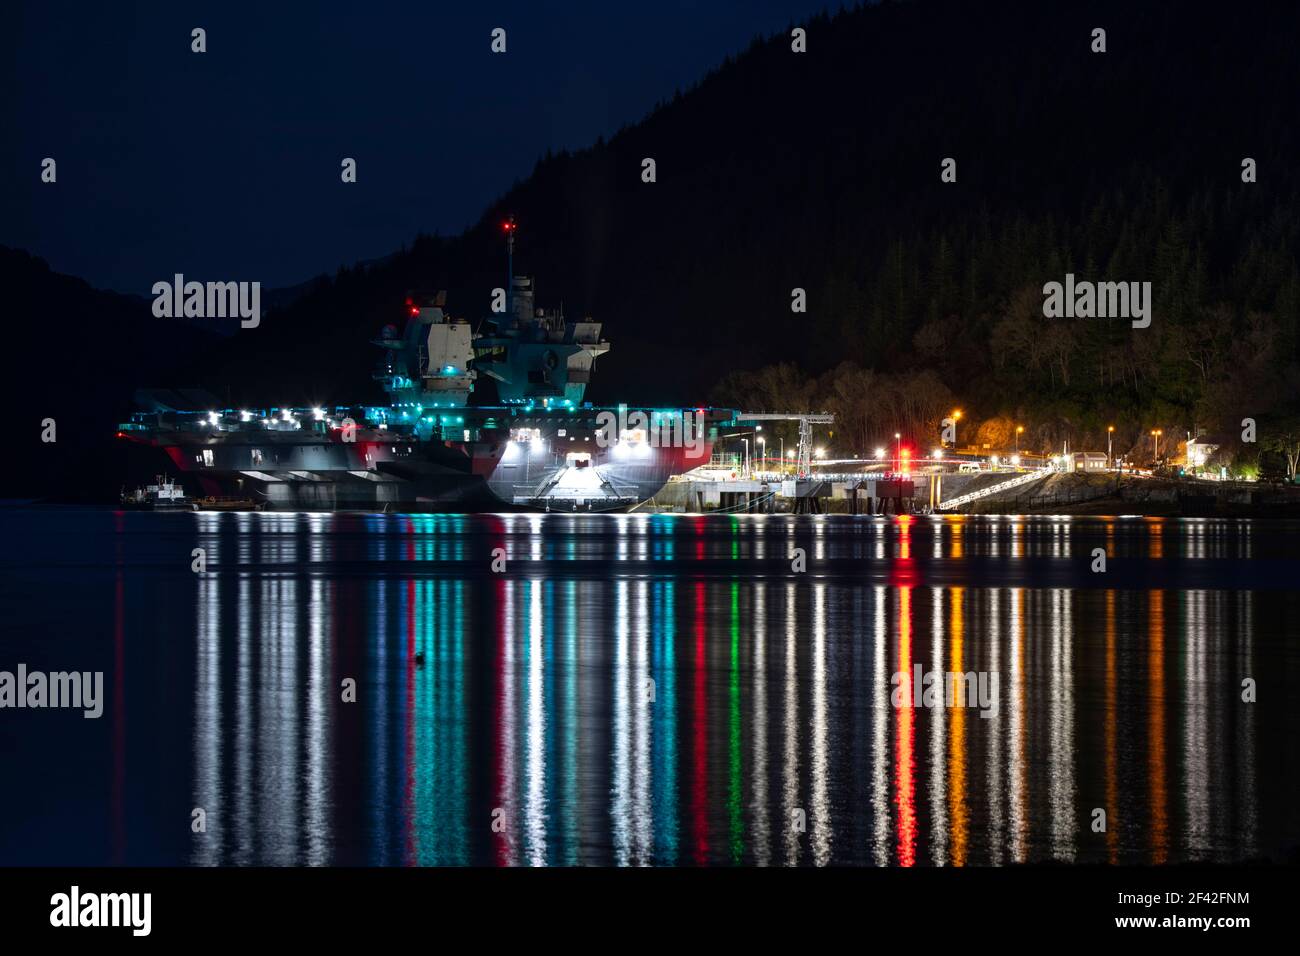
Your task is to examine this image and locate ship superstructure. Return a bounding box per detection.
[472,225,609,407]
[373,290,477,411]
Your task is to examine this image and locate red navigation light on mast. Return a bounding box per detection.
[503,216,517,314]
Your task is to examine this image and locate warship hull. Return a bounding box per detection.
[119,407,723,513]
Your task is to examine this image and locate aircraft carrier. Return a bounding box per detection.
[118,225,737,512]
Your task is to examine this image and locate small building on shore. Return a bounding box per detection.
[1069,452,1109,473]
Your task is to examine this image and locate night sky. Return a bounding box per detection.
[4,0,834,294]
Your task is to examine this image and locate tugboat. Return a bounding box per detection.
[120,475,189,510]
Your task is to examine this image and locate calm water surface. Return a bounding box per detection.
[1,510,1297,866]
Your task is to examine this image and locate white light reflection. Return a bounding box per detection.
[1008,587,1026,862]
[524,581,547,865]
[234,576,253,864]
[813,515,827,562]
[193,574,221,865]
[304,577,330,864]
[810,582,830,865]
[752,584,770,866]
[870,585,889,865]
[631,579,652,862]
[1046,588,1076,861]
[612,579,630,864]
[782,582,800,865]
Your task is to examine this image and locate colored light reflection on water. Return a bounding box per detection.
[0,511,1296,866]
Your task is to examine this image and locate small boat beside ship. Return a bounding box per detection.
[120,476,262,511]
[189,496,264,512]
[119,475,189,510]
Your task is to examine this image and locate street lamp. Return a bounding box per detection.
[1107,425,1114,467]
[757,436,765,474]
[951,409,962,448]
[742,438,749,478]
[1150,429,1163,461]
[1015,425,1024,455]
